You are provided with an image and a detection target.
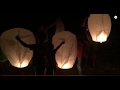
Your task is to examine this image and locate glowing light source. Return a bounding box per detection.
[61,63,70,69]
[52,31,77,69]
[88,14,111,43]
[15,59,29,68]
[96,31,107,43]
[0,28,36,68]
[114,15,117,19]
[55,17,65,33]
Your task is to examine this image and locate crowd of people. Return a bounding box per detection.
[0,15,98,75]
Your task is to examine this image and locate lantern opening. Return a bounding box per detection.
[16,60,29,68]
[21,61,28,68]
[61,63,71,69]
[96,31,107,43]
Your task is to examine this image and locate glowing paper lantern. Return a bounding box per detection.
[52,31,77,69]
[88,14,111,43]
[55,17,65,33]
[0,28,36,68]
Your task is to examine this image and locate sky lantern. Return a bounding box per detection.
[0,28,36,68]
[55,17,65,33]
[52,31,77,69]
[88,14,112,43]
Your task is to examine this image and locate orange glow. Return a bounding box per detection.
[16,60,29,68]
[61,63,71,69]
[97,31,107,43]
[52,31,77,70]
[88,14,111,43]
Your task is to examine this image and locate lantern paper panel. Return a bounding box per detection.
[55,17,65,33]
[88,14,111,43]
[0,28,36,68]
[52,31,77,69]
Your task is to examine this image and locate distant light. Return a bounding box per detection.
[114,15,117,19]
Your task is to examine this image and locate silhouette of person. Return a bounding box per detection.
[45,40,65,75]
[77,37,84,75]
[16,31,46,75]
[36,17,64,42]
[81,15,98,68]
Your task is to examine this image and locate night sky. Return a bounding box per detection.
[0,14,120,44]
[0,14,89,33]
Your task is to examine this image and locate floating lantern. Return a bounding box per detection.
[55,17,65,33]
[0,28,36,68]
[52,31,77,69]
[88,14,111,43]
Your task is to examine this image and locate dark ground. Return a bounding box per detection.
[1,41,120,76]
[55,41,120,75]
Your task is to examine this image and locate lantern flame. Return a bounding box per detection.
[61,63,70,69]
[97,31,107,43]
[16,60,29,68]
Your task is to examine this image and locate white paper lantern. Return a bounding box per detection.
[52,31,77,69]
[88,14,111,43]
[55,17,65,33]
[0,28,36,68]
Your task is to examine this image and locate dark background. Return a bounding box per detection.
[0,14,120,75]
[0,14,119,44]
[0,14,90,33]
[0,14,120,53]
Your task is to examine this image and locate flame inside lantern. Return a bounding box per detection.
[16,59,29,68]
[97,31,107,43]
[61,63,70,69]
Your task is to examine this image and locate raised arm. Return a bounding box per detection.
[15,36,34,50]
[54,41,65,52]
[48,21,56,29]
